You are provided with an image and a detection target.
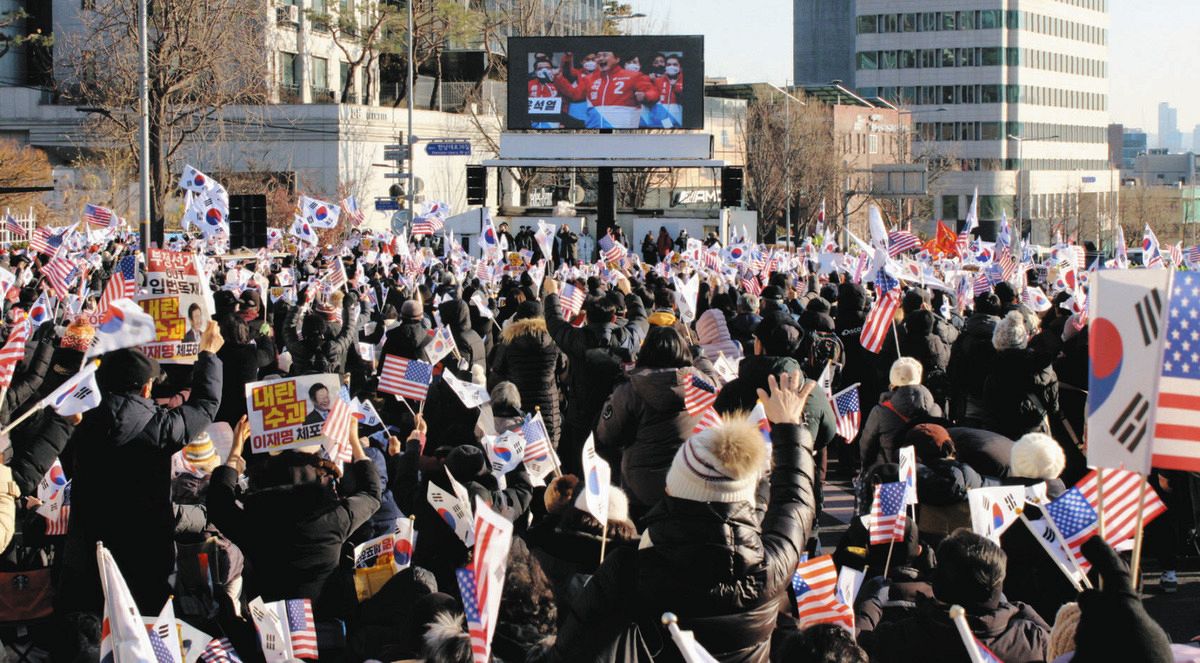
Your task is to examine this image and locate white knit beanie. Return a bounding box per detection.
[665,417,766,504]
[1011,433,1066,480]
[889,357,923,387]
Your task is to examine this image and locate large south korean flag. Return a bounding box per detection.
[1087,270,1171,474]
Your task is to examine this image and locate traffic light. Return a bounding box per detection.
[720,167,744,208]
[466,165,487,206]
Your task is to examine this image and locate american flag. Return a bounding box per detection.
[199,638,242,663]
[457,568,489,663]
[887,230,921,257]
[322,396,355,464]
[1153,272,1200,471]
[320,259,348,291]
[702,250,722,272]
[558,284,586,319]
[147,617,177,663]
[29,226,64,257]
[42,257,80,298]
[521,411,553,462]
[792,555,854,630]
[1075,469,1165,547]
[973,272,991,297]
[0,318,30,390]
[284,598,318,659]
[860,277,900,354]
[1169,242,1184,268]
[456,499,514,663]
[378,354,433,401]
[1043,487,1099,570]
[868,481,907,545]
[411,216,438,237]
[44,481,70,536]
[741,274,763,296]
[1185,246,1200,268]
[691,406,723,434]
[340,196,365,226]
[997,246,1017,281]
[683,374,719,415]
[5,214,26,239]
[599,232,626,263]
[831,384,861,441]
[83,203,116,230]
[98,255,138,313]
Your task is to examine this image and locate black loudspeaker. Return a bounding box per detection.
[466,165,487,206]
[721,167,744,208]
[228,194,268,249]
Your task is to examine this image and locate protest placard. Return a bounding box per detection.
[243,373,341,454]
[136,248,213,363]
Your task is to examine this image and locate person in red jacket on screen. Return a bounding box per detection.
[553,50,659,129]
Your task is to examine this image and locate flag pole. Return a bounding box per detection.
[534,406,563,479]
[1129,477,1149,591]
[883,537,896,579]
[948,605,987,663]
[1017,513,1084,592]
[1095,468,1107,541]
[890,321,902,357]
[0,401,45,437]
[1038,511,1094,590]
[396,394,417,418]
[599,520,608,565]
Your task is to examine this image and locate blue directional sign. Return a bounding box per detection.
[375,198,400,211]
[425,141,472,156]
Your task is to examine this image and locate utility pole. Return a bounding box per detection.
[138,0,151,249]
[406,0,415,218]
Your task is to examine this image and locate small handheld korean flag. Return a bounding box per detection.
[579,434,611,525]
[483,431,526,475]
[85,301,157,359]
[1087,270,1170,474]
[897,446,918,506]
[247,597,291,663]
[97,543,156,662]
[394,517,415,570]
[967,485,1025,542]
[43,360,102,416]
[442,370,490,409]
[300,195,341,229]
[428,467,475,546]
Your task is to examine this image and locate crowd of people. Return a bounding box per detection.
[0,220,1193,663]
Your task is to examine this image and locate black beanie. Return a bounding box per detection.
[96,348,158,394]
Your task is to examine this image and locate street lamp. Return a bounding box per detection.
[1008,134,1059,244]
[771,83,804,248]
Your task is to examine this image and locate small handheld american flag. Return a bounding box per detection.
[1075,469,1165,547]
[869,481,907,545]
[198,638,242,663]
[379,354,433,401]
[792,555,854,630]
[830,384,861,441]
[860,284,900,354]
[1043,487,1098,571]
[322,396,355,464]
[98,255,138,313]
[5,213,26,239]
[683,374,719,416]
[284,598,318,659]
[83,203,116,230]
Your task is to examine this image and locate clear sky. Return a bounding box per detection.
[626,0,1200,140]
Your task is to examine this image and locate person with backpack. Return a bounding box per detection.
[542,274,648,476]
[858,358,943,475]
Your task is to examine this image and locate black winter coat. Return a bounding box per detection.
[859,385,942,472]
[552,423,816,663]
[949,427,1014,480]
[59,352,222,615]
[215,342,259,425]
[982,344,1061,439]
[595,367,694,511]
[899,311,951,379]
[438,299,486,379]
[284,293,361,376]
[947,313,999,422]
[207,457,381,614]
[915,459,988,506]
[7,408,73,497]
[490,317,561,446]
[858,596,1050,663]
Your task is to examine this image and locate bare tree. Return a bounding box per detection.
[0,7,52,60]
[0,139,54,219]
[59,0,270,243]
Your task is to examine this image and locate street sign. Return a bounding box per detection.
[384,148,410,161]
[425,141,472,157]
[374,198,400,211]
[1082,176,1097,183]
[384,173,412,179]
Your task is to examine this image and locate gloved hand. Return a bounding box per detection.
[1071,537,1172,663]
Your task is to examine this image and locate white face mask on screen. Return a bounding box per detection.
[624,63,640,72]
[582,61,597,72]
[665,65,680,76]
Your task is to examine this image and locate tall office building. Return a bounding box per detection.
[1158,102,1181,152]
[846,0,1117,242]
[793,0,857,85]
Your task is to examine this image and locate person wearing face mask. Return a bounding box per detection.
[643,54,684,128]
[553,49,658,129]
[649,53,667,78]
[527,58,563,129]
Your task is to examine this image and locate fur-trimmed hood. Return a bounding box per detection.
[501,316,548,343]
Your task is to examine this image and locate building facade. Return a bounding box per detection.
[793,0,857,85]
[1158,101,1181,152]
[849,0,1117,244]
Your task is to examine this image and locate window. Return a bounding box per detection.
[1006,48,1021,66]
[880,50,898,69]
[940,123,957,141]
[941,11,956,30]
[960,85,976,104]
[279,52,298,88]
[980,122,1002,140]
[881,14,898,32]
[982,196,1015,219]
[980,85,1002,103]
[921,12,938,31]
[857,51,878,70]
[1006,85,1021,103]
[980,47,1002,66]
[980,9,1002,29]
[311,56,329,91]
[869,135,879,154]
[942,86,956,104]
[920,49,938,68]
[958,48,976,67]
[856,15,877,34]
[958,10,975,30]
[339,61,352,101]
[942,195,960,220]
[901,13,917,32]
[941,48,956,67]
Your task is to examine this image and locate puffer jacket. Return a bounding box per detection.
[490,317,561,445]
[713,355,837,451]
[982,345,1061,439]
[438,299,486,378]
[595,367,695,511]
[552,423,816,663]
[284,292,361,376]
[859,595,1050,663]
[208,456,380,616]
[859,385,942,472]
[696,309,743,363]
[949,427,1013,480]
[58,352,222,615]
[836,283,890,411]
[899,310,951,378]
[915,459,988,506]
[947,312,1000,423]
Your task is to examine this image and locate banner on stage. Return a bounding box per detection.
[243,373,341,454]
